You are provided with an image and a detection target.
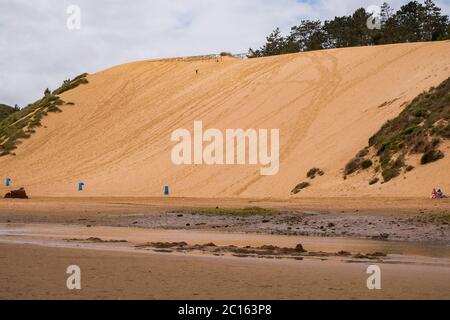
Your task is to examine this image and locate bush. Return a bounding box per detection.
[307,168,324,179]
[344,157,361,176]
[421,149,444,164]
[405,165,415,172]
[369,177,380,185]
[361,159,373,169]
[357,148,369,158]
[291,182,310,194]
[382,167,401,182]
[47,105,62,113]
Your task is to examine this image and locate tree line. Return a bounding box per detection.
[248,0,450,58]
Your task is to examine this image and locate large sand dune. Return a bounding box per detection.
[1,42,449,198]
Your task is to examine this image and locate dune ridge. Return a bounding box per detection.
[1,41,449,198]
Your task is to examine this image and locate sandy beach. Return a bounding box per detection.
[1,0,450,304]
[0,197,448,300]
[0,42,449,301]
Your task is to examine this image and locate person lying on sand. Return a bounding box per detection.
[431,188,438,199]
[437,189,447,199]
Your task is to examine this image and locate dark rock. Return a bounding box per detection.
[87,237,103,242]
[368,252,387,257]
[372,233,389,240]
[4,188,28,199]
[259,245,278,251]
[295,244,307,253]
[153,249,173,253]
[204,243,217,247]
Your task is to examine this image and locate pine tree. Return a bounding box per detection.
[381,2,394,24]
[248,1,449,58]
[395,1,426,42]
[290,20,327,51]
[259,28,287,57]
[423,0,449,40]
[351,8,374,46]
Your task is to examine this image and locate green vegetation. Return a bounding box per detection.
[416,212,450,224]
[0,73,89,156]
[0,104,19,121]
[344,157,363,176]
[291,168,324,195]
[344,76,449,183]
[306,168,324,179]
[248,1,449,58]
[361,159,374,169]
[291,182,311,194]
[173,207,282,217]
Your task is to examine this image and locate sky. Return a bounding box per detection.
[1,0,449,107]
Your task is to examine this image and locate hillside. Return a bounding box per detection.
[0,41,449,198]
[0,104,17,121]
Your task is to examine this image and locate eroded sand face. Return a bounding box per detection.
[0,42,449,198]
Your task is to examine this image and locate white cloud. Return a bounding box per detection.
[0,0,449,106]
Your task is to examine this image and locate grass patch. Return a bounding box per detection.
[417,213,450,224]
[173,207,282,217]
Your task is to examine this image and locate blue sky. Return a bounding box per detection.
[1,0,449,107]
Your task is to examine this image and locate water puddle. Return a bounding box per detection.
[0,223,449,260]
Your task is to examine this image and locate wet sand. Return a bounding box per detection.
[0,197,449,242]
[0,197,448,300]
[0,222,449,300]
[1,242,449,300]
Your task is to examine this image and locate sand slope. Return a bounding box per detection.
[1,41,449,198]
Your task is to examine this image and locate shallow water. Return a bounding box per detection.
[0,223,449,259]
